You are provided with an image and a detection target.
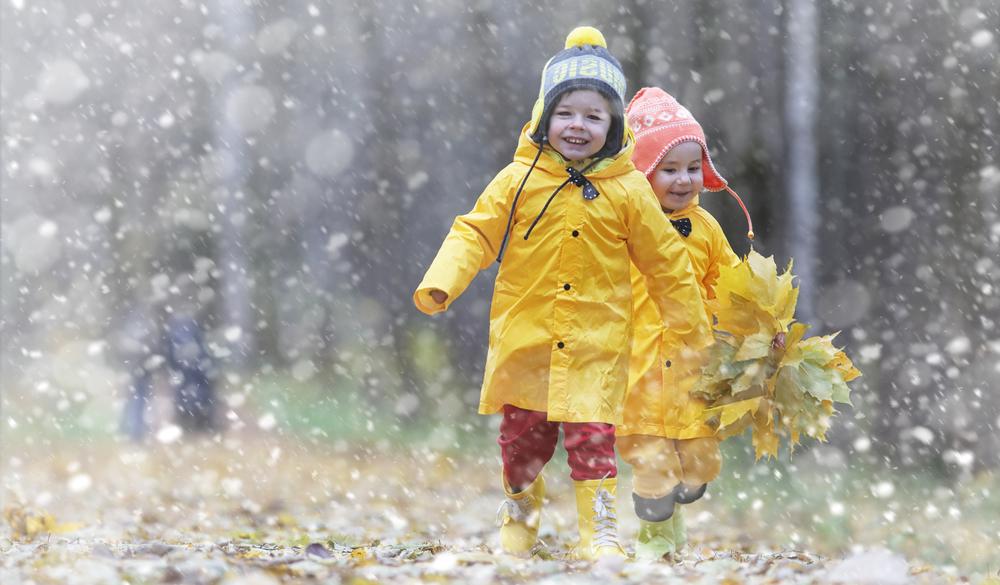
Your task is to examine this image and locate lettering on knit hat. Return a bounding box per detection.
[543,55,626,101]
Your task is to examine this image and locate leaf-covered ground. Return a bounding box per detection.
[2,434,997,585]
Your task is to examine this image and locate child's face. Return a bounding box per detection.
[650,141,704,212]
[546,90,612,161]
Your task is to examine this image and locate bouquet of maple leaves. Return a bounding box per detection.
[692,250,861,459]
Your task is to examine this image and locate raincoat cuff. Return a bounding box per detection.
[413,287,448,315]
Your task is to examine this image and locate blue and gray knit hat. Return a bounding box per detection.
[528,26,628,158]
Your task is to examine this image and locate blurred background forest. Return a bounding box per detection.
[2,0,999,484]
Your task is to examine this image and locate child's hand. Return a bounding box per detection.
[771,332,786,351]
[430,289,448,305]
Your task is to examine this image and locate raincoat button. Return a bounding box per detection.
[571,230,580,237]
[557,341,565,349]
[665,360,672,368]
[563,283,571,291]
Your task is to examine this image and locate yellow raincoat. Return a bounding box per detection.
[619,197,741,437]
[414,121,710,425]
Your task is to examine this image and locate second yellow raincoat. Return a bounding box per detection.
[414,121,710,425]
[619,196,741,438]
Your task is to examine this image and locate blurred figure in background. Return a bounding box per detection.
[118,278,218,440]
[163,308,216,432]
[118,302,162,442]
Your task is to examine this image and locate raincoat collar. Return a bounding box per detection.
[496,122,639,264]
[666,195,701,218]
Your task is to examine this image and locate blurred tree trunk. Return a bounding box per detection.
[213,0,256,369]
[741,0,786,259]
[783,0,819,324]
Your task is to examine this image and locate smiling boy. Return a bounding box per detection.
[413,31,710,559]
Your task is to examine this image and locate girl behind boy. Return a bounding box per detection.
[619,87,754,560]
[413,32,710,559]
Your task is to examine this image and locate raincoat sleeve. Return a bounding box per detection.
[703,217,742,300]
[623,176,712,347]
[413,167,515,315]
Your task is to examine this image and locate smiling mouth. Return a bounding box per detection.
[562,137,588,145]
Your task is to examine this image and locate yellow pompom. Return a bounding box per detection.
[564,26,607,49]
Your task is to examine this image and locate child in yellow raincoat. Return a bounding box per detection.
[413,31,710,559]
[618,87,757,560]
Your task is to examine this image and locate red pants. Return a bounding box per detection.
[498,404,617,489]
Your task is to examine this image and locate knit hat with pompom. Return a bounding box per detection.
[528,26,628,158]
[626,87,755,239]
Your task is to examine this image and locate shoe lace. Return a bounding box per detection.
[496,496,529,526]
[591,477,620,550]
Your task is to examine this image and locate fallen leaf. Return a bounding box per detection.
[3,506,82,542]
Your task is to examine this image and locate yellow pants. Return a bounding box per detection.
[618,435,721,499]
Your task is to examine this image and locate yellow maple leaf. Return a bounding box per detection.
[785,322,810,348]
[756,396,776,427]
[829,349,861,382]
[3,506,81,542]
[715,294,771,337]
[746,252,798,326]
[713,251,798,337]
[789,423,801,446]
[705,397,762,429]
[752,425,780,460]
[773,262,798,327]
[734,332,775,362]
[713,257,753,306]
[745,251,779,301]
[700,250,861,460]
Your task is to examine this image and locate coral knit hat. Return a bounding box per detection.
[626,87,754,239]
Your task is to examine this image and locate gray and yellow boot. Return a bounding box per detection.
[497,473,545,554]
[632,491,678,561]
[672,506,688,553]
[571,477,626,560]
[671,482,707,554]
[635,517,677,560]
